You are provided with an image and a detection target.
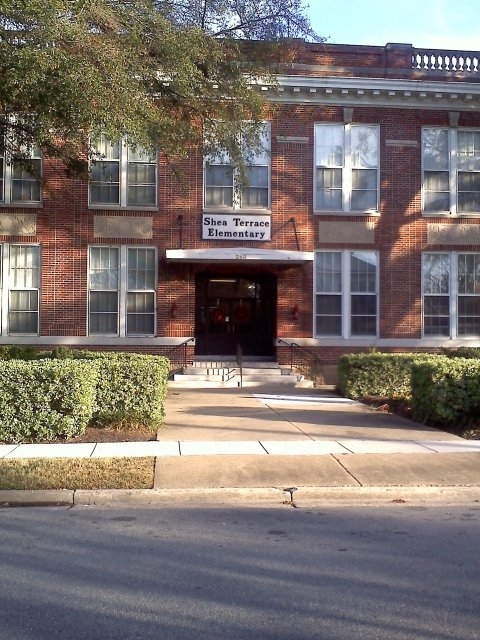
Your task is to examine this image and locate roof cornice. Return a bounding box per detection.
[260,75,480,110]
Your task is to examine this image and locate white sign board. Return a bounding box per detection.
[202,214,271,241]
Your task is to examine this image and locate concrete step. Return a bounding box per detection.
[169,360,314,389]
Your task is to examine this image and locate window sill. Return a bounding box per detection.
[88,205,159,212]
[422,212,480,218]
[203,208,272,215]
[314,210,380,217]
[0,202,42,209]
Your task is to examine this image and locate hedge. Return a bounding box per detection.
[0,360,98,443]
[0,349,171,443]
[411,357,480,426]
[80,352,170,427]
[337,352,437,400]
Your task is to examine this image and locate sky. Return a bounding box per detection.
[307,0,480,51]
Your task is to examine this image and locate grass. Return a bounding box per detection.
[0,457,155,490]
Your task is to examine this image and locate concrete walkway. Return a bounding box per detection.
[2,385,480,496]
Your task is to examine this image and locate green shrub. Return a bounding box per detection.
[0,360,98,443]
[337,352,437,400]
[90,354,170,427]
[0,345,43,360]
[411,357,480,426]
[0,348,170,439]
[53,351,170,427]
[441,347,480,359]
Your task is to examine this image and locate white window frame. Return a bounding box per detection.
[88,245,157,337]
[314,250,379,338]
[314,123,379,214]
[203,123,271,212]
[422,127,480,217]
[0,124,42,206]
[0,243,40,335]
[422,251,480,338]
[89,137,158,209]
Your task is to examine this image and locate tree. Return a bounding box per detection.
[0,0,322,177]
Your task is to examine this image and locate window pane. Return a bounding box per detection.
[316,314,342,335]
[89,247,119,290]
[457,131,480,171]
[316,252,342,292]
[424,171,450,212]
[89,291,118,334]
[423,254,449,294]
[315,124,343,166]
[93,138,120,159]
[11,159,41,202]
[423,129,449,170]
[458,254,480,293]
[351,169,377,210]
[424,295,450,336]
[127,162,156,206]
[351,316,377,336]
[128,146,156,163]
[315,294,342,335]
[316,168,342,210]
[241,187,268,208]
[205,165,233,207]
[350,252,377,293]
[351,126,378,168]
[9,290,39,334]
[458,296,480,335]
[127,292,155,335]
[458,172,480,212]
[9,245,40,288]
[350,294,377,335]
[127,248,156,290]
[90,161,120,205]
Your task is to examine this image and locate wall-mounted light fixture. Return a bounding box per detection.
[292,304,299,321]
[170,302,178,319]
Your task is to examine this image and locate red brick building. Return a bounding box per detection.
[2,41,480,376]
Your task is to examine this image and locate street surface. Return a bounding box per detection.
[0,502,479,639]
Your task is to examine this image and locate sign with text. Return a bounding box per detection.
[202,214,271,241]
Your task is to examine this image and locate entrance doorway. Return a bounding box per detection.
[195,273,276,357]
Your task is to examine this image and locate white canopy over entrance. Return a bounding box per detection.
[166,247,314,264]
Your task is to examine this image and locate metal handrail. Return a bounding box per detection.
[164,337,195,375]
[276,338,322,387]
[236,343,243,388]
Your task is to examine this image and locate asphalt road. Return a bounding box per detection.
[1,502,479,639]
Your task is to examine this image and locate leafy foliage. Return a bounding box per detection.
[337,352,437,400]
[0,349,170,442]
[411,357,480,426]
[0,0,321,176]
[0,359,98,443]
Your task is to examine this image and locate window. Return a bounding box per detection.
[422,128,480,215]
[423,252,480,337]
[315,251,378,337]
[88,246,156,336]
[89,137,157,208]
[0,127,41,205]
[204,123,270,211]
[0,244,40,334]
[314,124,379,213]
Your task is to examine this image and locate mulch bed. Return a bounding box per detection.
[360,396,480,440]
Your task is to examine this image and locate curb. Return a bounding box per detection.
[0,489,74,507]
[2,485,480,507]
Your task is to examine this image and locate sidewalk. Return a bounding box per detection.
[153,386,480,492]
[2,385,480,501]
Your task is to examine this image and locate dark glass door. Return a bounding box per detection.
[195,273,276,356]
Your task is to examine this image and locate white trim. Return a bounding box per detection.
[268,76,480,110]
[166,248,314,263]
[0,336,195,346]
[276,337,480,348]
